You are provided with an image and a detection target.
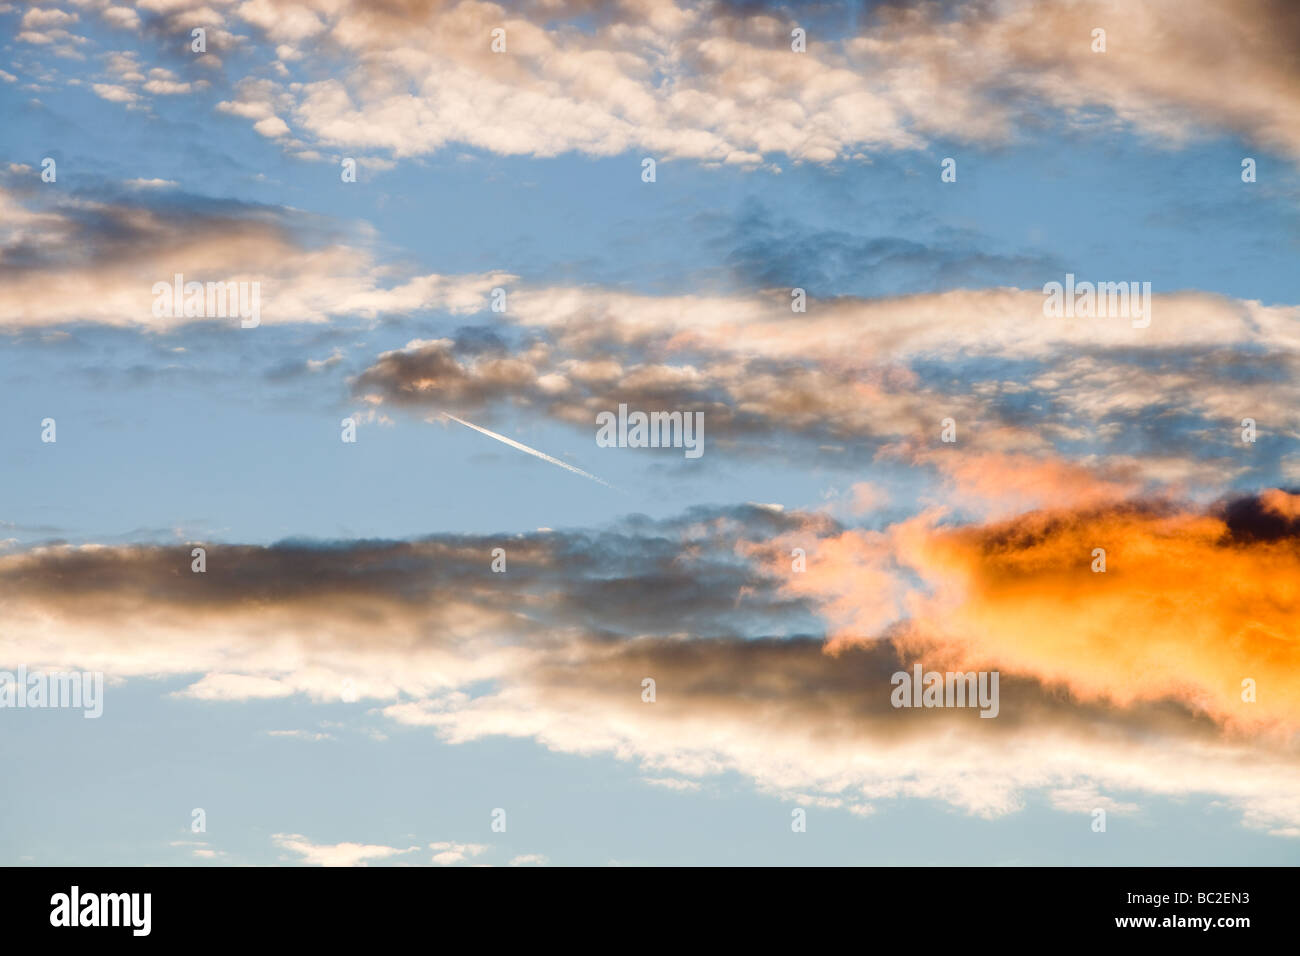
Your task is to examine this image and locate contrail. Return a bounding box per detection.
[442,413,615,489]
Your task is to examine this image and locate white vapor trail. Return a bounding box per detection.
[442,413,615,489]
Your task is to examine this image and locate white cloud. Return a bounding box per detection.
[91,82,140,103]
[273,833,420,867]
[429,842,488,866]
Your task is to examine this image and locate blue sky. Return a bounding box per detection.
[2,0,1300,866]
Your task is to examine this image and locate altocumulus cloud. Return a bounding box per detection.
[49,0,1300,165]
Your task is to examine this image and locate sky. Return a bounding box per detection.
[1,0,1299,866]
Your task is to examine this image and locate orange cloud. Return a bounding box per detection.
[913,449,1145,516]
[770,492,1300,735]
[1261,489,1300,520]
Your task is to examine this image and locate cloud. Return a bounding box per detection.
[852,0,1300,159]
[265,729,335,741]
[72,0,1300,164]
[906,448,1145,518]
[91,82,141,103]
[179,673,296,700]
[352,282,1300,491]
[272,833,421,866]
[253,115,290,138]
[1049,787,1140,816]
[721,202,1060,297]
[848,482,890,515]
[4,179,1290,495]
[2,500,1299,834]
[169,840,228,861]
[761,490,1300,735]
[0,177,512,328]
[428,841,488,866]
[101,6,142,31]
[22,8,79,30]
